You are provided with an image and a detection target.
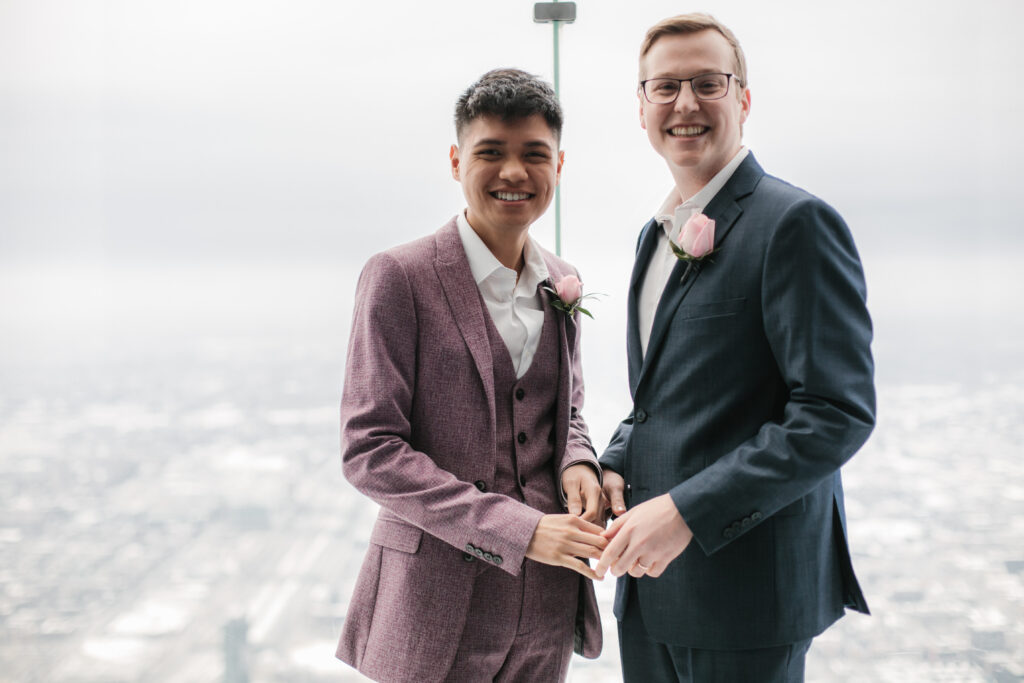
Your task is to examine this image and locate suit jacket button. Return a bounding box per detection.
[723,528,736,539]
[466,543,475,553]
[462,552,476,562]
[474,480,487,492]
[475,548,484,558]
[741,517,752,528]
[517,432,527,444]
[635,409,648,423]
[751,511,763,522]
[515,388,525,400]
[493,555,503,566]
[483,552,493,562]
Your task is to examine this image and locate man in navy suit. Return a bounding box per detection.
[594,13,875,682]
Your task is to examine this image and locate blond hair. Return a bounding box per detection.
[639,13,747,90]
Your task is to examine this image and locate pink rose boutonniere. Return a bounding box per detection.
[671,212,717,283]
[543,275,602,322]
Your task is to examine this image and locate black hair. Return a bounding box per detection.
[454,68,563,142]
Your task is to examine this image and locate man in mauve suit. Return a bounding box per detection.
[594,14,876,682]
[336,69,606,683]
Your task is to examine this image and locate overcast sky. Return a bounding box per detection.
[3,0,1023,267]
[2,0,1022,393]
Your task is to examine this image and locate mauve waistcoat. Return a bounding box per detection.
[482,297,562,512]
[477,292,578,638]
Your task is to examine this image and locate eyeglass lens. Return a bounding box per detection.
[644,74,730,103]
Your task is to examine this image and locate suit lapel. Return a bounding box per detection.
[632,154,765,394]
[540,257,572,460]
[433,219,496,414]
[627,218,660,394]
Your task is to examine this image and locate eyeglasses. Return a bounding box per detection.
[639,73,739,104]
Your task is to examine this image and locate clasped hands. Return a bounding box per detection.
[526,464,693,581]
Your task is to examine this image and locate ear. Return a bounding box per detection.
[739,87,751,126]
[450,144,460,180]
[555,150,565,186]
[638,92,647,131]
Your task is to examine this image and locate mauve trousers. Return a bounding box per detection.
[444,560,577,682]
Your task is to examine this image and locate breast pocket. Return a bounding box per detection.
[676,297,747,321]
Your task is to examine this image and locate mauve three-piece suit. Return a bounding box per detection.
[336,218,601,682]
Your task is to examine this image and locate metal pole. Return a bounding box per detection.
[553,15,562,256]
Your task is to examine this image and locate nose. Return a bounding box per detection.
[499,157,528,183]
[673,86,700,114]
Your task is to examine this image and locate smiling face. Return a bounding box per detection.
[639,30,750,193]
[450,113,563,244]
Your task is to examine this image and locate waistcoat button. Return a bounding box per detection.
[474,480,487,492]
[515,388,525,400]
[517,432,527,444]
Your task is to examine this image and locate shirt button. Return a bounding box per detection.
[517,432,527,444]
[474,480,487,492]
[515,388,525,400]
[635,409,648,423]
[462,552,476,562]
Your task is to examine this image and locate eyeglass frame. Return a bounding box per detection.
[638,73,743,104]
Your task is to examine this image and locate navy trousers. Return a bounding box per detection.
[619,578,812,683]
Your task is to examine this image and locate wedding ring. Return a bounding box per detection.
[635,560,650,572]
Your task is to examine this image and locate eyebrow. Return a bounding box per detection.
[473,139,554,151]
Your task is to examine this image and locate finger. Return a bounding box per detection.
[567,530,608,550]
[601,512,628,539]
[562,543,603,561]
[567,557,600,581]
[594,530,629,578]
[565,481,583,516]
[608,488,627,516]
[609,537,643,577]
[566,539,607,558]
[627,561,647,578]
[646,561,663,578]
[569,516,608,535]
[581,483,601,522]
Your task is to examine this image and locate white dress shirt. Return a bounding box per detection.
[457,211,549,378]
[638,147,750,358]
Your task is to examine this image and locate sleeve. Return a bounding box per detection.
[598,414,633,475]
[555,303,602,497]
[669,198,876,555]
[341,253,543,575]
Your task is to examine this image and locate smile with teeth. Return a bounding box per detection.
[669,125,709,137]
[491,191,533,201]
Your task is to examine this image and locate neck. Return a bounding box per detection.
[467,219,528,274]
[668,165,713,203]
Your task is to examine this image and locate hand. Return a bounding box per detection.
[594,493,693,579]
[562,463,605,524]
[526,514,608,580]
[601,469,627,523]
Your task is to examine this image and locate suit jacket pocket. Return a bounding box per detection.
[676,297,746,321]
[775,495,807,517]
[370,517,423,554]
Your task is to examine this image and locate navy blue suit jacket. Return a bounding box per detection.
[600,153,874,650]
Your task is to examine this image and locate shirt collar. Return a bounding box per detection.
[456,210,549,292]
[655,146,750,237]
